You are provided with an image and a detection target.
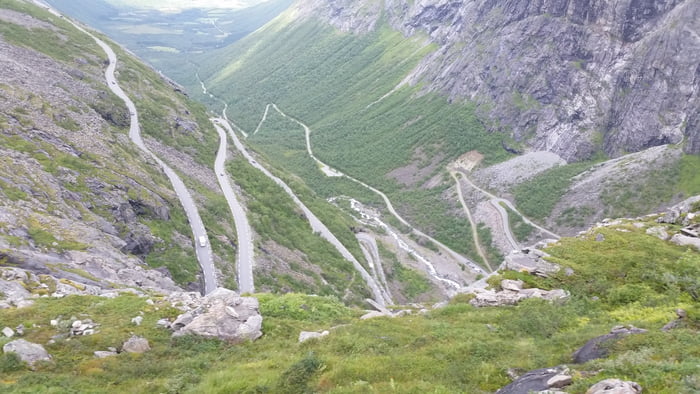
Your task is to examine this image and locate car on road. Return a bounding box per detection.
[198,235,207,247]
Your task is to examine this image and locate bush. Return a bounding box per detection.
[607,283,654,306]
[277,352,324,393]
[0,352,25,373]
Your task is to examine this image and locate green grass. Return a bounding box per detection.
[0,0,112,68]
[1,219,700,393]
[513,161,594,220]
[378,243,432,299]
[599,153,695,219]
[227,155,370,303]
[26,218,87,253]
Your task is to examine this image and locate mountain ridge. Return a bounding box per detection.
[296,0,699,162]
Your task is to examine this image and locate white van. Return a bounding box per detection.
[198,235,207,247]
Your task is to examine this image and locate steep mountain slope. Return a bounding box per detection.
[0,0,235,293]
[192,0,699,259]
[1,0,409,305]
[306,0,700,161]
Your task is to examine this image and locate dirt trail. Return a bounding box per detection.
[450,171,493,271]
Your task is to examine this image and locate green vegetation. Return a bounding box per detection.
[476,223,504,265]
[142,208,199,285]
[228,156,370,303]
[378,243,431,299]
[26,217,87,253]
[0,0,103,64]
[600,153,700,219]
[3,222,699,393]
[513,162,594,220]
[0,179,27,201]
[196,18,511,258]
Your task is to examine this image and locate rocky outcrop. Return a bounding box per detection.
[662,308,687,331]
[657,195,700,225]
[469,279,568,307]
[572,325,647,363]
[94,350,118,358]
[497,366,572,394]
[586,379,642,394]
[2,339,52,367]
[170,288,263,342]
[501,247,562,277]
[0,266,175,309]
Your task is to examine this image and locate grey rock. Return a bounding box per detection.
[360,311,389,320]
[299,330,330,343]
[661,308,688,332]
[503,248,560,277]
[497,366,572,394]
[547,373,573,388]
[573,326,647,363]
[645,226,669,240]
[586,379,642,394]
[94,350,117,358]
[2,327,14,337]
[170,288,263,342]
[15,299,34,308]
[122,335,150,353]
[658,196,700,224]
[501,279,524,292]
[156,318,171,328]
[306,0,700,161]
[681,224,700,238]
[470,285,568,307]
[3,339,52,367]
[131,316,143,326]
[669,234,700,250]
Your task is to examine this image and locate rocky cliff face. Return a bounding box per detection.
[297,0,699,161]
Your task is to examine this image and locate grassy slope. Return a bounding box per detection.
[227,155,371,303]
[1,217,699,393]
[196,15,511,262]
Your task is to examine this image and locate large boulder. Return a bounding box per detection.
[299,331,330,343]
[122,335,151,353]
[496,366,572,394]
[572,325,647,363]
[171,288,263,343]
[586,379,642,394]
[502,247,561,277]
[2,339,51,367]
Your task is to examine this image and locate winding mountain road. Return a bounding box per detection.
[65,15,218,294]
[356,233,394,304]
[455,169,561,241]
[450,172,494,271]
[212,117,388,306]
[213,123,255,293]
[269,104,478,270]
